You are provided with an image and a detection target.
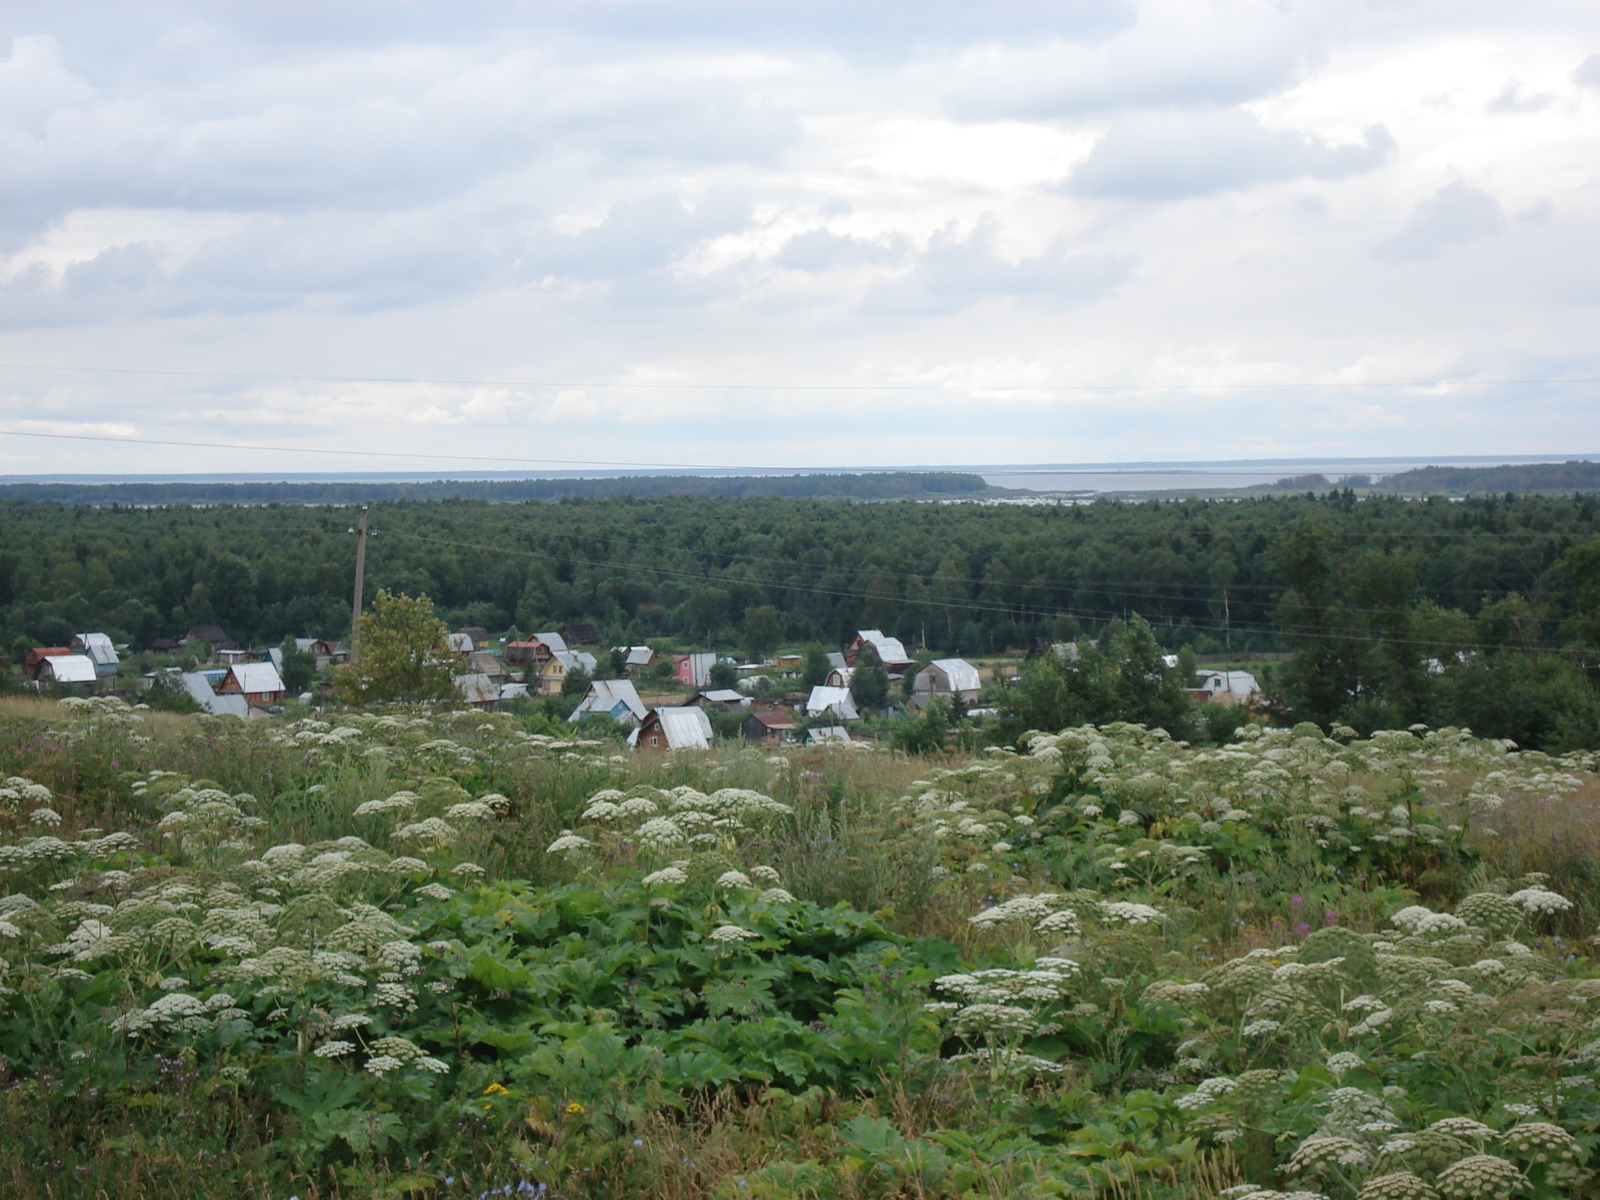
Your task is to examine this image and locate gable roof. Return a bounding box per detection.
[454,673,500,705]
[181,672,250,717]
[629,706,713,750]
[693,689,746,704]
[544,649,597,674]
[806,726,852,745]
[746,708,797,729]
[72,633,118,666]
[617,645,656,666]
[924,658,981,693]
[222,662,284,695]
[571,679,646,722]
[853,629,911,665]
[445,632,474,653]
[532,631,569,654]
[806,685,860,720]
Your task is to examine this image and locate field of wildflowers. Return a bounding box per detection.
[0,696,1597,1199]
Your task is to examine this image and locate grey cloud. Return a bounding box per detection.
[1488,81,1555,113]
[1065,109,1394,200]
[1575,54,1600,87]
[775,230,912,272]
[528,191,752,283]
[0,35,800,226]
[1373,183,1505,262]
[865,219,1133,315]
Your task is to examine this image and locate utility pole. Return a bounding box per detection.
[349,507,369,665]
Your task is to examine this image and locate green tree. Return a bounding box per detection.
[335,590,458,706]
[743,604,782,663]
[561,665,593,697]
[278,638,317,695]
[849,645,890,712]
[801,645,831,689]
[708,660,738,690]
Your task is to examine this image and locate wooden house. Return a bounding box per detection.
[218,662,285,708]
[742,708,797,745]
[629,707,713,752]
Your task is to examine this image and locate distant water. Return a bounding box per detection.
[1,455,1590,494]
[978,455,1593,494]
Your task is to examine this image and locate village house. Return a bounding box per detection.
[909,658,981,709]
[218,647,254,665]
[1192,669,1261,705]
[37,654,100,689]
[23,647,72,681]
[805,685,860,721]
[568,679,647,725]
[741,708,797,745]
[845,629,913,676]
[824,666,855,689]
[293,638,345,668]
[536,649,598,696]
[773,653,804,676]
[70,632,120,678]
[560,623,600,647]
[806,726,853,747]
[628,707,713,751]
[465,651,505,682]
[445,632,475,655]
[454,673,500,709]
[671,653,715,688]
[687,688,748,711]
[183,625,234,657]
[610,645,658,676]
[180,672,251,718]
[456,627,492,649]
[218,661,285,709]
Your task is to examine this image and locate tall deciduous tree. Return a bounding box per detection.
[335,590,458,705]
[850,644,890,712]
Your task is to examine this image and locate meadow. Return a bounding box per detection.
[1,694,1597,1199]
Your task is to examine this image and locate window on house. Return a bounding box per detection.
[649,736,659,746]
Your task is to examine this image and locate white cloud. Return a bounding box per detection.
[0,1,1597,472]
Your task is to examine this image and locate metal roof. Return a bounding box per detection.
[855,629,911,665]
[445,633,474,653]
[72,633,118,667]
[181,672,250,717]
[547,649,597,674]
[825,651,847,670]
[454,673,500,705]
[43,655,98,683]
[924,658,981,694]
[571,679,646,722]
[629,706,713,750]
[620,646,655,666]
[806,726,851,745]
[806,686,859,720]
[224,662,284,695]
[697,689,746,703]
[533,631,569,654]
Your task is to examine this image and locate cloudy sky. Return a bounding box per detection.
[2,1,1598,475]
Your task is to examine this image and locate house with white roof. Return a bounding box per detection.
[845,629,913,675]
[1193,669,1260,705]
[805,685,860,721]
[181,672,251,717]
[569,679,647,725]
[627,707,714,751]
[38,654,99,688]
[70,633,119,677]
[910,658,981,708]
[218,662,285,708]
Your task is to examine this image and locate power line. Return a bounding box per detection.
[373,527,1584,659]
[3,360,1600,393]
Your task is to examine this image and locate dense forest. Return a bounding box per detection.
[1377,459,1600,493]
[2,489,1597,746]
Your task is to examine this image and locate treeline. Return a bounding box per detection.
[0,470,990,506]
[1,490,1597,748]
[1375,460,1600,494]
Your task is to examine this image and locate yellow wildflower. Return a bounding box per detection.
[483,1082,510,1096]
[565,1101,585,1114]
